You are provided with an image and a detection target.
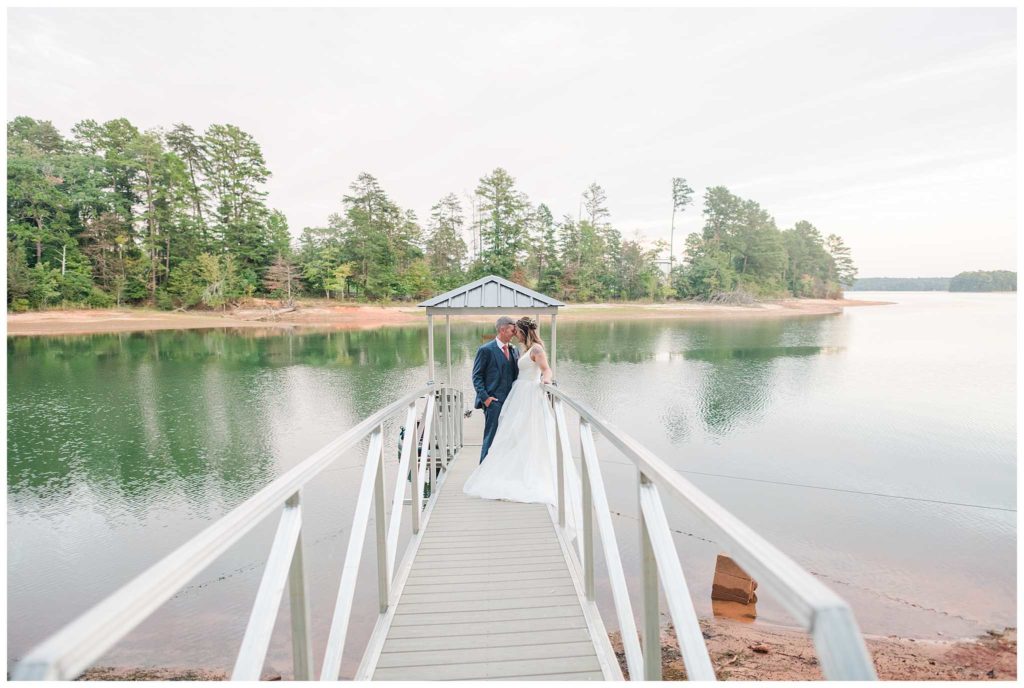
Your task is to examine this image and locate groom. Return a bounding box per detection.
[472,316,519,463]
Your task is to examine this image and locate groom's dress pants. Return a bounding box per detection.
[480,400,502,463]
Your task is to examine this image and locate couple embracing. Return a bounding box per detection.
[463,315,562,506]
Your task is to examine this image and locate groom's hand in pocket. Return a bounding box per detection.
[484,396,498,408]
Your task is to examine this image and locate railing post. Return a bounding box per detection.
[554,395,565,528]
[453,389,460,451]
[389,402,418,582]
[446,389,454,458]
[639,472,662,680]
[440,389,448,470]
[286,492,314,681]
[457,390,464,449]
[231,496,306,681]
[580,418,594,601]
[638,479,716,680]
[373,424,388,613]
[428,402,436,493]
[411,399,422,535]
[320,427,384,680]
[444,389,451,461]
[414,394,435,523]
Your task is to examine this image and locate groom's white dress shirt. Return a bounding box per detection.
[494,337,510,358]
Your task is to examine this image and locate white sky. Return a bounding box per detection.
[7,7,1017,277]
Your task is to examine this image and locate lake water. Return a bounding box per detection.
[7,292,1016,676]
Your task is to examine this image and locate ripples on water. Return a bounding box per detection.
[7,293,1016,674]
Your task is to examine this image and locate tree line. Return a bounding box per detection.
[7,116,857,311]
[850,271,1016,292]
[849,277,951,291]
[949,270,1016,292]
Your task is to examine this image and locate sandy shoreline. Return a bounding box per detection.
[6,297,891,337]
[75,621,1014,681]
[611,620,1016,681]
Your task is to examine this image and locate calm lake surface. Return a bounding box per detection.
[7,292,1016,675]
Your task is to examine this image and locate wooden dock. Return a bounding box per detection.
[369,415,613,681]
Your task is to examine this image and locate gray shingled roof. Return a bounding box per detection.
[418,275,565,309]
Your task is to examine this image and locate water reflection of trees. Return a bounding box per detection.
[553,320,663,364]
[7,319,836,511]
[676,318,828,437]
[536,317,831,440]
[6,327,439,514]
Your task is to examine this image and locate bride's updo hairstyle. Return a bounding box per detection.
[516,317,544,350]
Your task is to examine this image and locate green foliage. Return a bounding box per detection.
[57,270,94,303]
[474,168,528,277]
[323,262,356,298]
[86,287,114,308]
[667,189,850,300]
[672,177,694,212]
[28,263,61,308]
[850,272,1015,292]
[7,240,33,307]
[337,173,424,300]
[949,270,1016,292]
[678,241,737,298]
[826,234,857,287]
[8,116,290,311]
[162,253,245,309]
[398,258,436,300]
[426,193,468,290]
[8,117,860,309]
[849,277,950,291]
[779,220,840,298]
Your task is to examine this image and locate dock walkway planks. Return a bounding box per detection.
[371,436,606,681]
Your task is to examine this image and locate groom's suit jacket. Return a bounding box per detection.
[471,340,519,409]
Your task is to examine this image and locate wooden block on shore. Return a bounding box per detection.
[711,554,758,604]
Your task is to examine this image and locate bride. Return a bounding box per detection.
[462,317,560,504]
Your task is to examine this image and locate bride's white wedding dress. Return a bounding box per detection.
[463,343,584,544]
[463,344,560,504]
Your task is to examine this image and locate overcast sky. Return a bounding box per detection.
[7,7,1017,277]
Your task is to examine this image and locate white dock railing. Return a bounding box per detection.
[14,383,875,681]
[12,384,464,682]
[544,385,878,681]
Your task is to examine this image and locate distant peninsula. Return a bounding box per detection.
[851,270,1016,292]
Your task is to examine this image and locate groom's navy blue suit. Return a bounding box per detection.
[472,339,519,463]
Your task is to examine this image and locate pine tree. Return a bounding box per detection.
[670,177,694,271]
[531,203,560,294]
[475,168,528,277]
[426,193,468,289]
[165,123,209,239]
[826,234,857,287]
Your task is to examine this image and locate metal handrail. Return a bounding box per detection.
[544,385,876,681]
[13,384,464,682]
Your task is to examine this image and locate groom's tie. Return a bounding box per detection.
[502,343,509,360]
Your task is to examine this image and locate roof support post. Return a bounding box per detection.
[427,314,435,385]
[445,315,452,386]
